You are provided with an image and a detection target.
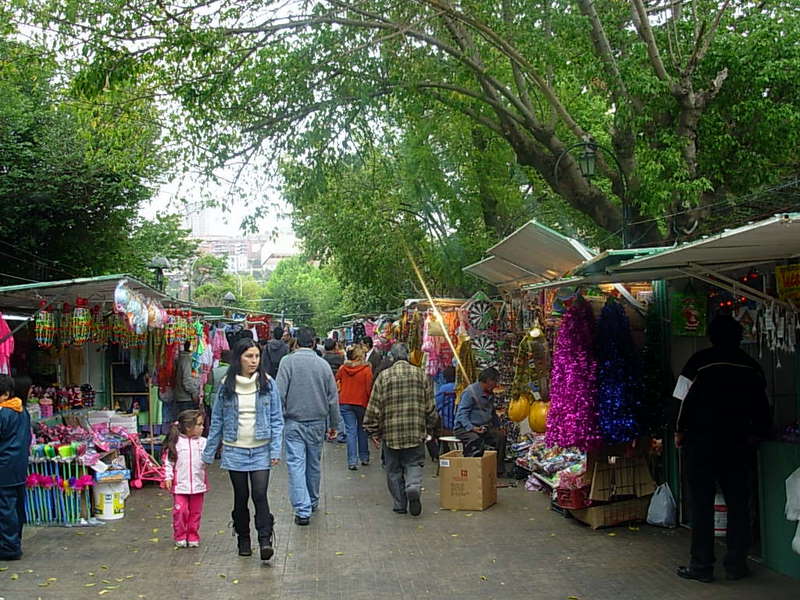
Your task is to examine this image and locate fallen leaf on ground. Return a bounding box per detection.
[47,578,57,582]
[151,528,159,534]
[100,565,109,570]
[232,579,239,584]
[10,574,19,580]
[465,513,473,517]
[216,530,225,535]
[193,562,201,566]
[37,583,49,587]
[628,526,640,531]
[98,590,111,596]
[450,534,459,537]
[335,552,344,556]
[125,575,134,579]
[218,574,226,579]
[480,576,487,581]
[0,567,7,572]
[148,538,159,543]
[85,583,97,587]
[608,533,617,537]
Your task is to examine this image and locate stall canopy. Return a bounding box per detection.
[525,214,800,304]
[463,221,593,288]
[0,274,182,314]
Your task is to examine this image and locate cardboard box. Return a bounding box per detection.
[570,495,652,530]
[439,450,497,511]
[587,454,656,502]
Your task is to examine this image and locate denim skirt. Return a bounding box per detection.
[219,443,271,472]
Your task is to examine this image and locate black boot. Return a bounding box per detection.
[232,510,251,557]
[257,513,275,561]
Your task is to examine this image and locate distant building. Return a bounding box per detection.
[193,235,268,276]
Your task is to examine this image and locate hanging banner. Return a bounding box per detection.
[776,265,800,304]
[670,289,707,337]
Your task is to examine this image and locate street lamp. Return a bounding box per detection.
[148,256,171,292]
[223,291,237,305]
[554,135,630,248]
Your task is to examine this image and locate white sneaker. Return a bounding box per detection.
[188,541,199,548]
[175,540,188,548]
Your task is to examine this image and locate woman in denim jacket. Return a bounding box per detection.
[202,339,284,561]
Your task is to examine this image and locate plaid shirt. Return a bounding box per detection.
[364,360,438,450]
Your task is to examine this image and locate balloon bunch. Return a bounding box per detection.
[27,443,93,526]
[114,279,167,335]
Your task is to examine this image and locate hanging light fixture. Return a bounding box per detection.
[576,141,597,179]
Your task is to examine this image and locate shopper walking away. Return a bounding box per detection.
[322,339,345,376]
[453,367,506,475]
[336,345,373,470]
[674,315,771,583]
[202,339,284,561]
[364,343,438,517]
[0,375,31,561]
[276,327,340,525]
[262,326,289,380]
[164,410,207,548]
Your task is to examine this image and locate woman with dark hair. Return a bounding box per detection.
[202,339,284,561]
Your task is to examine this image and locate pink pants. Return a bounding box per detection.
[173,493,205,543]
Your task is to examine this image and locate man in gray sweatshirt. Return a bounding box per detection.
[276,327,340,525]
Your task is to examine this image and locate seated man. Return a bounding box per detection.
[453,367,505,475]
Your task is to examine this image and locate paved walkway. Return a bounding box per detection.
[4,443,798,600]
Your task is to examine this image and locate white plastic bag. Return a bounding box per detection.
[647,483,677,528]
[786,467,800,521]
[794,522,800,555]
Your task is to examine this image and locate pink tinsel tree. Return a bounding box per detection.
[545,298,602,451]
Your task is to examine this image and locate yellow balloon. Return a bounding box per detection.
[528,401,549,433]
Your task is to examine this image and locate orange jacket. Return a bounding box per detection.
[336,363,373,408]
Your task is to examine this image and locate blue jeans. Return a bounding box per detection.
[284,419,326,518]
[340,404,369,467]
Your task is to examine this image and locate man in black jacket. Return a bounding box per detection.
[262,326,289,379]
[674,315,772,583]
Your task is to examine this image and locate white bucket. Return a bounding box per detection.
[714,492,727,537]
[93,481,129,520]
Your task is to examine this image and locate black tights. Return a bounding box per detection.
[229,470,272,539]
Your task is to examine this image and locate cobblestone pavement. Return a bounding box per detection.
[3,443,798,600]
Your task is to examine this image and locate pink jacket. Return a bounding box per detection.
[164,436,208,495]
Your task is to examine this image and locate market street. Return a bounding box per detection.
[5,442,798,600]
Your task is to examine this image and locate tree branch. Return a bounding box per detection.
[630,0,671,81]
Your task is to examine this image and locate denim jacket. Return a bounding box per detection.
[202,378,284,464]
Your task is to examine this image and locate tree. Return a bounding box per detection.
[15,0,800,248]
[193,272,265,310]
[263,257,353,334]
[0,35,169,284]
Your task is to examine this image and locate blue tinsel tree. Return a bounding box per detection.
[595,299,643,445]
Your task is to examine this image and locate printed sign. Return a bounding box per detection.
[776,265,800,304]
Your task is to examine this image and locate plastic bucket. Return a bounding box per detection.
[93,482,128,520]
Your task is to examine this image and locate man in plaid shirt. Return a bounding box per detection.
[364,343,439,516]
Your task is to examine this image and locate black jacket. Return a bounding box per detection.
[262,339,289,379]
[676,346,771,447]
[0,405,31,487]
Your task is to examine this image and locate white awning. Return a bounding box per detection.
[464,221,593,287]
[524,214,800,306]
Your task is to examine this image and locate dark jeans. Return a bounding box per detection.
[383,443,426,511]
[229,470,273,541]
[455,426,506,475]
[685,443,751,573]
[0,485,25,559]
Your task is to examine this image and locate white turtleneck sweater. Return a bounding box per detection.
[224,373,265,449]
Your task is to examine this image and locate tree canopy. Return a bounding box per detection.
[0,34,195,286]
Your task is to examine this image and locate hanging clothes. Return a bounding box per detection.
[0,313,13,375]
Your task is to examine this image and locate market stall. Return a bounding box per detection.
[0,274,222,523]
[524,213,800,577]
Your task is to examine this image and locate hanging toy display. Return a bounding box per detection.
[35,301,56,348]
[89,305,106,344]
[70,297,92,347]
[114,279,166,335]
[467,296,495,332]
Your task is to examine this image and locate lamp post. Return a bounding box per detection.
[148,256,171,292]
[554,135,630,248]
[223,291,237,305]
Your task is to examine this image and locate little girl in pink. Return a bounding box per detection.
[163,409,208,548]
